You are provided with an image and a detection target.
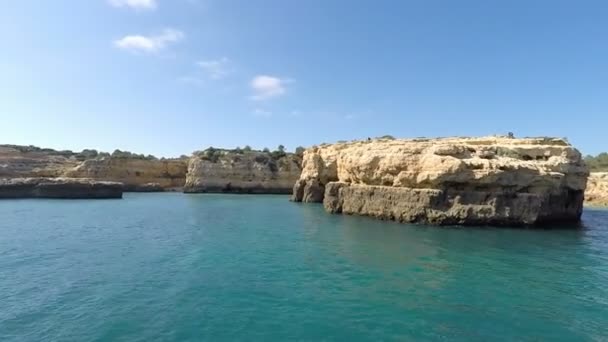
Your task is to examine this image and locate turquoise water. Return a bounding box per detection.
[1,194,607,341]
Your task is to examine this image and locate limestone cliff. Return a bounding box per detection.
[292,136,589,226]
[0,145,187,191]
[585,172,608,207]
[0,145,80,178]
[63,158,187,191]
[184,149,302,194]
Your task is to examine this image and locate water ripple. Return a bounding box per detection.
[0,194,607,341]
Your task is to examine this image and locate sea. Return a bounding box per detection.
[1,193,607,341]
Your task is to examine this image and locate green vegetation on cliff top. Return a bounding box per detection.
[0,144,181,161]
[585,153,608,172]
[193,145,304,163]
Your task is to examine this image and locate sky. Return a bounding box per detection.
[1,0,607,157]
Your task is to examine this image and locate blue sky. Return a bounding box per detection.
[1,0,607,157]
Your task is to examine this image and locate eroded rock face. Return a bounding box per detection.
[292,137,589,226]
[184,151,302,194]
[0,178,123,199]
[0,145,80,178]
[0,145,188,191]
[63,158,187,191]
[585,172,608,207]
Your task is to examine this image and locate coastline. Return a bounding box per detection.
[1,138,607,227]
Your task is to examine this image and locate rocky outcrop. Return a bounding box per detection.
[0,145,187,191]
[184,149,302,194]
[292,136,589,226]
[0,145,80,178]
[585,172,608,207]
[63,158,187,191]
[0,178,123,199]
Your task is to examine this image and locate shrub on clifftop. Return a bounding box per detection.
[271,145,287,160]
[196,147,223,163]
[585,153,608,171]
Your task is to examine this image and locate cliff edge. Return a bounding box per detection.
[292,136,589,226]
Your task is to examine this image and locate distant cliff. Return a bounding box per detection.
[292,136,589,226]
[184,148,302,194]
[0,145,187,191]
[0,145,81,178]
[585,173,608,207]
[583,153,608,206]
[0,144,302,194]
[64,158,187,191]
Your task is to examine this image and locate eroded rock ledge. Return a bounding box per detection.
[0,178,123,199]
[184,149,302,194]
[292,136,589,226]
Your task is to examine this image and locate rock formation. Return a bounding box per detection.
[0,178,123,199]
[292,137,589,226]
[0,145,80,178]
[585,172,608,207]
[0,144,302,195]
[184,149,302,194]
[0,145,187,191]
[63,158,187,191]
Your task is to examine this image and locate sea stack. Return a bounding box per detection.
[292,136,589,226]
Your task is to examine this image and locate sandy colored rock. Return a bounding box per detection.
[293,136,589,226]
[184,150,301,194]
[0,145,187,191]
[0,145,80,178]
[0,177,123,199]
[585,172,608,207]
[64,158,187,191]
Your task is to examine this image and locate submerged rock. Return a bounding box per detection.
[585,172,608,207]
[184,150,301,194]
[0,178,123,199]
[292,136,589,226]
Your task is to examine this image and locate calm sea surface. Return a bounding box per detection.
[1,193,607,341]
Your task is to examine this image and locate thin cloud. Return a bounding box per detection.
[114,29,184,53]
[177,76,206,86]
[252,108,273,118]
[108,0,157,10]
[250,75,292,101]
[197,58,232,80]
